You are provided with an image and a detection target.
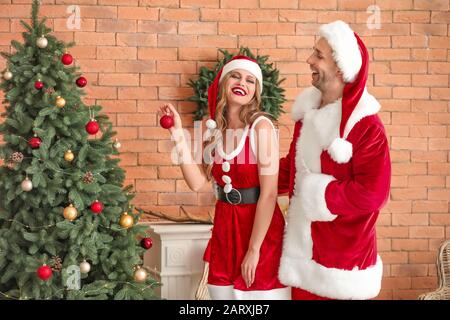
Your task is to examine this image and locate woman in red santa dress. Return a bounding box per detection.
[160,55,290,300]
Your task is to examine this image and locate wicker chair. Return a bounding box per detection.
[418,239,450,300]
[195,262,211,300]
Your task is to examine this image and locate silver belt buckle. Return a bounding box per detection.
[225,188,242,205]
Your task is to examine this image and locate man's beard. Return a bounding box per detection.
[312,72,323,90]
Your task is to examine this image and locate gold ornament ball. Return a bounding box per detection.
[64,150,74,162]
[3,70,13,80]
[119,212,134,229]
[134,267,147,283]
[56,96,66,108]
[36,36,48,48]
[21,177,33,192]
[113,139,121,149]
[63,204,78,221]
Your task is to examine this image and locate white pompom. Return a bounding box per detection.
[224,184,232,194]
[327,138,353,164]
[222,175,231,184]
[206,119,217,130]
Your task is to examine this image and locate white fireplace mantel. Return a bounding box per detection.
[141,222,212,300]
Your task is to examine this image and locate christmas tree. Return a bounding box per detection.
[0,1,158,300]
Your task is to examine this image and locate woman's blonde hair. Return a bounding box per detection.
[202,72,275,181]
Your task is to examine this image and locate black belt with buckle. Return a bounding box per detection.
[215,184,260,205]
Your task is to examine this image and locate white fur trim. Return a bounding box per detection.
[296,99,341,173]
[217,125,249,161]
[220,59,263,93]
[291,87,381,164]
[279,255,383,300]
[319,20,361,83]
[207,285,234,300]
[298,172,337,222]
[328,137,353,164]
[233,287,291,300]
[207,284,291,300]
[249,115,277,156]
[206,119,217,130]
[291,86,322,122]
[343,89,381,139]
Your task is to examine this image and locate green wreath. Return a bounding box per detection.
[187,47,286,121]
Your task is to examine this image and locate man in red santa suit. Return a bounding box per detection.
[278,20,391,300]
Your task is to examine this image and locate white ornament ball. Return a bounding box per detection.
[36,36,48,49]
[3,70,13,80]
[80,260,91,274]
[134,267,147,283]
[21,177,33,192]
[206,119,217,130]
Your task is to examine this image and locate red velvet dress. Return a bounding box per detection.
[203,119,289,299]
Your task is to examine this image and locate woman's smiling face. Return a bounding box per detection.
[224,69,257,106]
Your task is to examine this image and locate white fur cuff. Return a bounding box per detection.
[298,172,337,222]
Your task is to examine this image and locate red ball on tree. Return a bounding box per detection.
[61,53,73,65]
[85,120,99,135]
[34,80,44,90]
[141,237,153,250]
[28,136,42,149]
[37,264,52,281]
[90,200,103,214]
[76,76,87,88]
[160,114,174,129]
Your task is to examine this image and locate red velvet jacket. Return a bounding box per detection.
[278,87,391,300]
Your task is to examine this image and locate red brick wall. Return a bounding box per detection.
[0,0,449,300]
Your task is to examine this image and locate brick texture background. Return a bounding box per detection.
[0,0,449,300]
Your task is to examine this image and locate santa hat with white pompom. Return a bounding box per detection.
[205,55,263,131]
[319,20,369,164]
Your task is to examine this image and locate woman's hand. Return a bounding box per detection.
[241,248,260,288]
[159,103,183,133]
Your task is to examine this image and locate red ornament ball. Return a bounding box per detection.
[159,115,174,129]
[28,136,42,149]
[61,53,73,65]
[37,265,52,281]
[90,200,103,214]
[76,76,87,88]
[34,80,44,90]
[141,237,153,250]
[85,120,99,135]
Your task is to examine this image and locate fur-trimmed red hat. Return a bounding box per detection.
[206,55,263,130]
[320,21,369,163]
